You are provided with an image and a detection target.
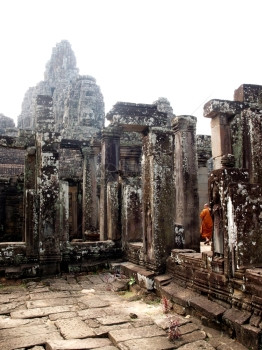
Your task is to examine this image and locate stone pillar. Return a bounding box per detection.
[99,127,120,241]
[120,146,142,249]
[209,168,250,277]
[24,146,38,259]
[82,144,99,238]
[203,99,243,170]
[196,135,212,212]
[142,127,174,272]
[35,95,61,275]
[210,114,232,170]
[172,115,200,251]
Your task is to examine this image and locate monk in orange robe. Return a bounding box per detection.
[200,203,213,245]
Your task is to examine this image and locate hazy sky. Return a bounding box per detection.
[0,0,262,134]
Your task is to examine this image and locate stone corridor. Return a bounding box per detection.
[0,272,248,350]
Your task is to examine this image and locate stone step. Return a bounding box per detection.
[119,262,155,290]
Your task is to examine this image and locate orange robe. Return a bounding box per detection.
[200,208,213,240]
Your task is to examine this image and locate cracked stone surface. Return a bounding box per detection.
[0,273,248,350]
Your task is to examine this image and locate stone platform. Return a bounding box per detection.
[0,272,248,350]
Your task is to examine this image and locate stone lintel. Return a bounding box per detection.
[204,99,246,119]
[0,135,34,149]
[106,102,168,132]
[120,145,141,159]
[60,139,90,150]
[101,127,121,140]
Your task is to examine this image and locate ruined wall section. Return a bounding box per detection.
[204,84,262,277]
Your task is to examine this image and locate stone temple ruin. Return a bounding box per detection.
[0,40,262,348]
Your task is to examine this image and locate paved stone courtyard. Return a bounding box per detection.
[0,272,248,350]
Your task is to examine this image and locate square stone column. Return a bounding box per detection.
[99,127,121,240]
[24,146,38,259]
[204,99,243,170]
[82,143,100,237]
[172,115,199,251]
[142,127,174,272]
[35,95,61,275]
[120,146,142,249]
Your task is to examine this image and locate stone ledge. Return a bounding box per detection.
[119,262,155,290]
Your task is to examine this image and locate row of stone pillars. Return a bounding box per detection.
[99,110,200,272]
[24,96,200,274]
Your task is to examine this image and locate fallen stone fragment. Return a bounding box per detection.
[55,317,95,339]
[46,338,112,350]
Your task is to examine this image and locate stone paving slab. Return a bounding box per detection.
[78,307,107,319]
[0,315,47,329]
[117,336,176,350]
[94,322,132,337]
[177,340,215,349]
[78,295,110,308]
[27,297,78,308]
[87,275,104,284]
[109,324,166,344]
[0,323,57,340]
[0,331,63,350]
[171,330,207,348]
[46,338,113,350]
[96,315,130,325]
[49,311,78,321]
[0,301,26,314]
[154,315,191,330]
[29,291,72,300]
[55,317,95,339]
[0,272,250,350]
[11,305,79,318]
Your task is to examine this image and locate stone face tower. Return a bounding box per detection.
[17,40,105,136]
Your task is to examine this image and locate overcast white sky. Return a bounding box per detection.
[0,0,262,134]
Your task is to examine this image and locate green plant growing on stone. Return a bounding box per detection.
[128,276,136,287]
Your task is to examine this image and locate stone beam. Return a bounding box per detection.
[106,102,169,132]
[203,99,245,119]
